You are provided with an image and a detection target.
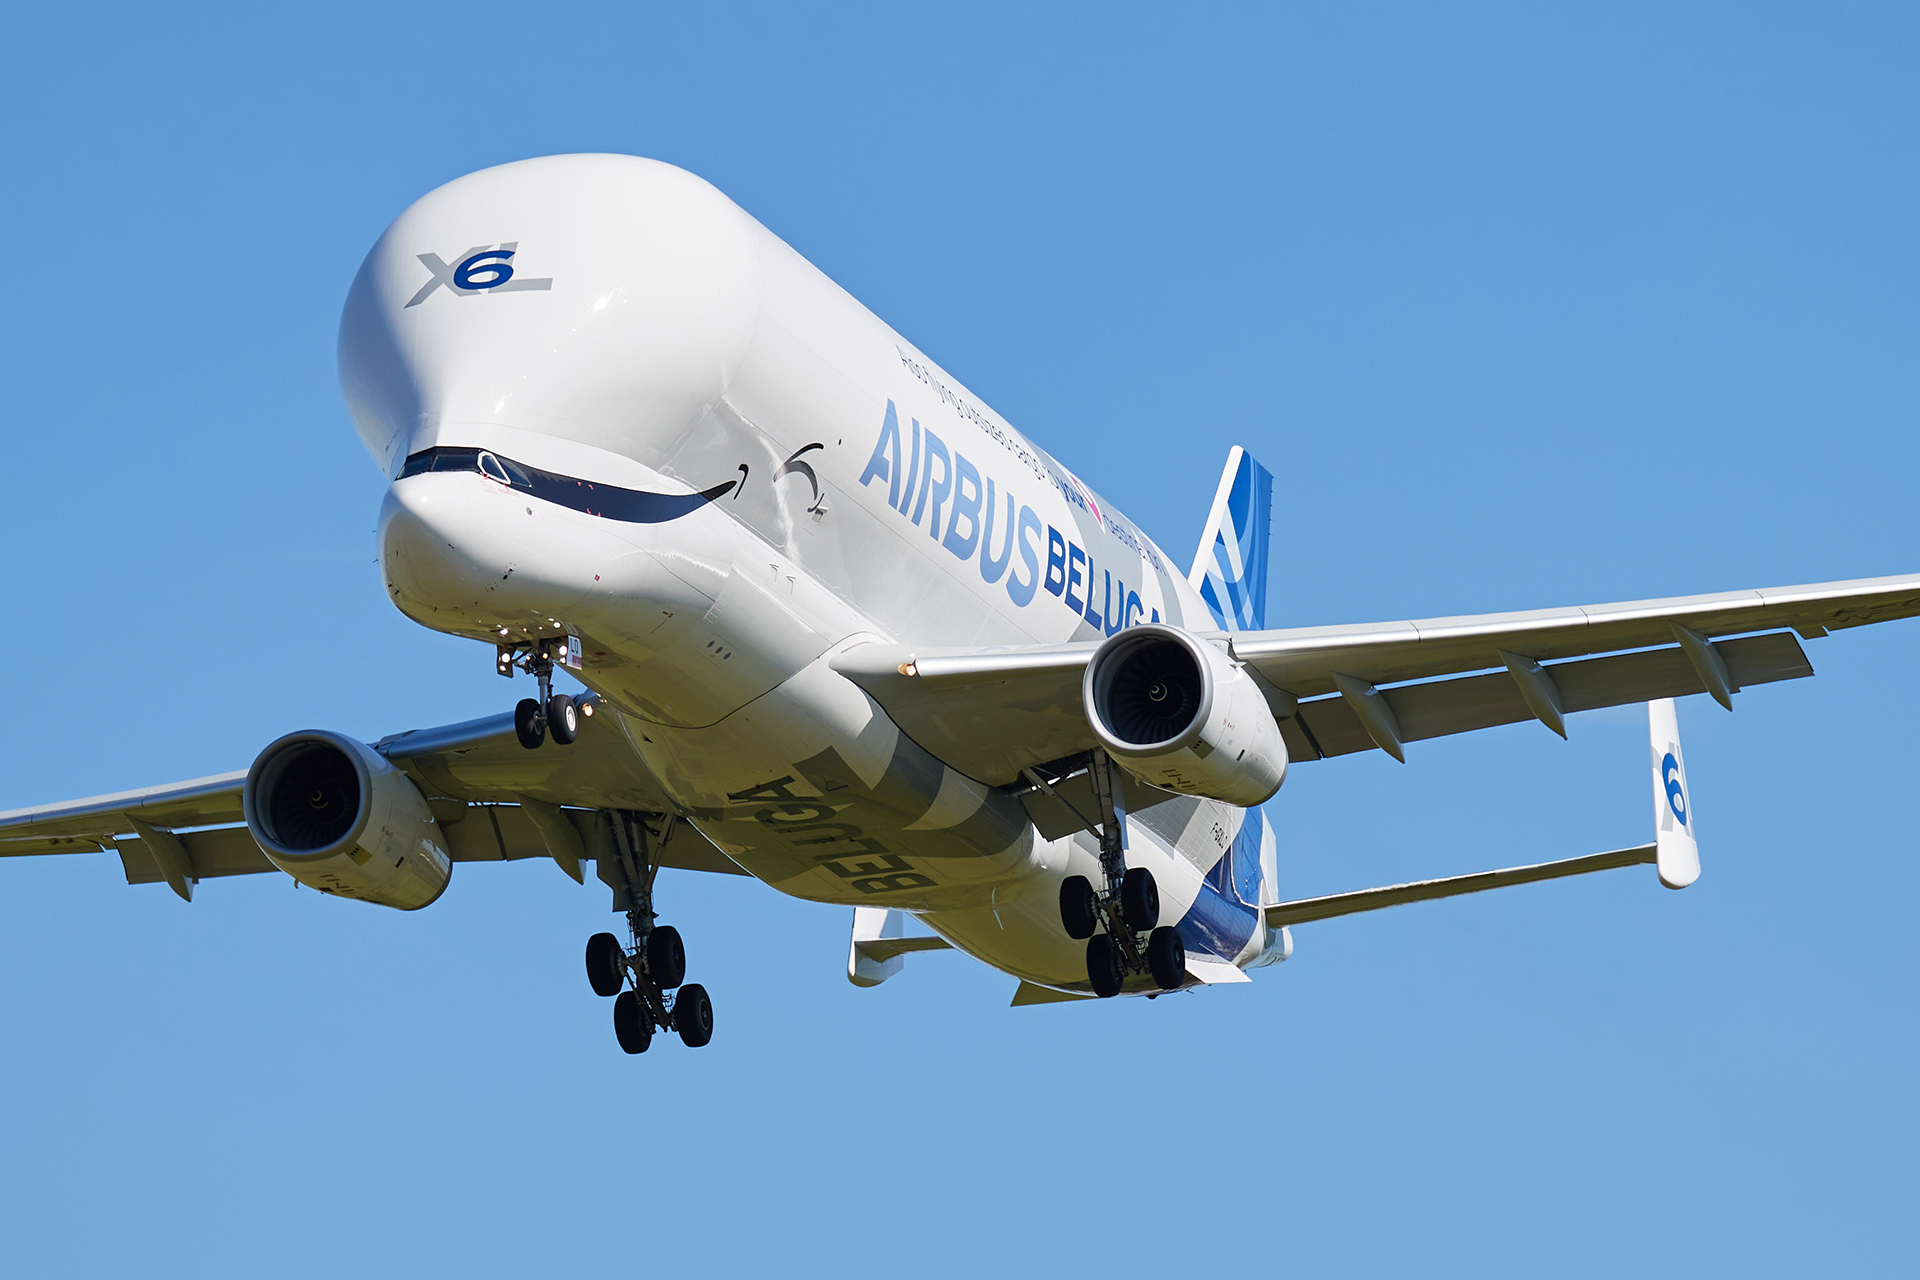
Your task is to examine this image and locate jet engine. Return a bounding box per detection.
[1082,625,1287,807]
[243,730,453,910]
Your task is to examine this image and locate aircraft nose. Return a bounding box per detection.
[378,471,589,633]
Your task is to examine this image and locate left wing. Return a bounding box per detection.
[0,698,743,897]
[833,572,1920,781]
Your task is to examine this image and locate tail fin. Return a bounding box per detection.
[1189,446,1274,632]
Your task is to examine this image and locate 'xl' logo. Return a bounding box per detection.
[405,242,553,307]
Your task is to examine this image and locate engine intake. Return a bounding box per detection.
[244,731,452,910]
[1082,625,1287,807]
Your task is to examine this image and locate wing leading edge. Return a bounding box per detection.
[0,704,743,895]
[833,572,1920,781]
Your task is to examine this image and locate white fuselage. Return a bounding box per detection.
[343,154,1280,993]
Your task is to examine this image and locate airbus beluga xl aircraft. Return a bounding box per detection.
[6,154,1916,1053]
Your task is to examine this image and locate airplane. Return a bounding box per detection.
[4,153,1916,1055]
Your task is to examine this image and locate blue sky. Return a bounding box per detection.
[2,3,1916,1275]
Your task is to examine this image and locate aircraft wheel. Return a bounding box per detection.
[1086,934,1123,998]
[585,932,626,997]
[1147,926,1186,991]
[513,698,545,749]
[1121,867,1159,931]
[547,694,578,745]
[1059,875,1098,939]
[675,983,714,1048]
[647,926,686,989]
[613,991,652,1054]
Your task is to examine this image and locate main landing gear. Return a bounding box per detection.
[584,810,715,1054]
[1057,751,1186,997]
[497,635,589,750]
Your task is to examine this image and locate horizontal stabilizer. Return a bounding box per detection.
[1011,981,1094,1006]
[1265,845,1657,928]
[1183,956,1252,985]
[848,907,953,987]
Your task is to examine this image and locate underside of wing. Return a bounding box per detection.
[833,572,1920,777]
[0,704,741,893]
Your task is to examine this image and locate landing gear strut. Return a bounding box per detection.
[1057,750,1186,997]
[498,635,583,749]
[582,810,715,1053]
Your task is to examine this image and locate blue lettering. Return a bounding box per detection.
[1008,506,1042,606]
[455,250,514,290]
[1066,544,1086,614]
[898,418,922,513]
[1102,572,1125,636]
[1082,555,1102,626]
[858,401,903,507]
[1124,589,1142,628]
[1044,527,1067,596]
[913,429,951,537]
[942,454,983,560]
[979,480,1015,584]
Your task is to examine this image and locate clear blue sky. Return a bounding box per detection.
[3,4,1915,1275]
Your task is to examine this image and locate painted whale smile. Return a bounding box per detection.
[397,446,736,523]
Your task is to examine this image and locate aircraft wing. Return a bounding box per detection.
[833,572,1920,781]
[0,700,744,894]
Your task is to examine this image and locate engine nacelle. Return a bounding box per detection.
[243,731,453,910]
[1082,625,1288,807]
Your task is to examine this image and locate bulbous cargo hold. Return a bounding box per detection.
[243,731,453,910]
[1082,625,1287,807]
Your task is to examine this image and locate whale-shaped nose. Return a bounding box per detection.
[378,470,591,634]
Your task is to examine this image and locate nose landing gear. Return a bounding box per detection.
[583,811,716,1054]
[1057,751,1188,997]
[498,635,587,749]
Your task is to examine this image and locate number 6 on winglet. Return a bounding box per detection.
[1649,698,1701,889]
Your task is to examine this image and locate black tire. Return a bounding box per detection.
[585,931,626,997]
[1121,866,1159,931]
[1059,875,1098,939]
[675,983,714,1048]
[646,926,686,989]
[547,694,578,745]
[613,991,652,1054]
[513,698,545,749]
[1147,926,1186,991]
[1086,934,1124,998]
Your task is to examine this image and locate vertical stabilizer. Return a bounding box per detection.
[1189,446,1274,632]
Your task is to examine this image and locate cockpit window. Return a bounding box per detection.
[476,451,512,485]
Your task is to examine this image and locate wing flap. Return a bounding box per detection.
[1293,631,1811,758]
[1237,573,1915,697]
[441,805,749,876]
[116,825,278,885]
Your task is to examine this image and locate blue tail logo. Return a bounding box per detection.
[1189,446,1272,632]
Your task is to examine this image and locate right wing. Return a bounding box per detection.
[833,572,1920,780]
[0,699,743,895]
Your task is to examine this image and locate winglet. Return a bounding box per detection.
[1648,698,1701,889]
[1189,446,1274,632]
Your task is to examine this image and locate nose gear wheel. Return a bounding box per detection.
[498,637,581,750]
